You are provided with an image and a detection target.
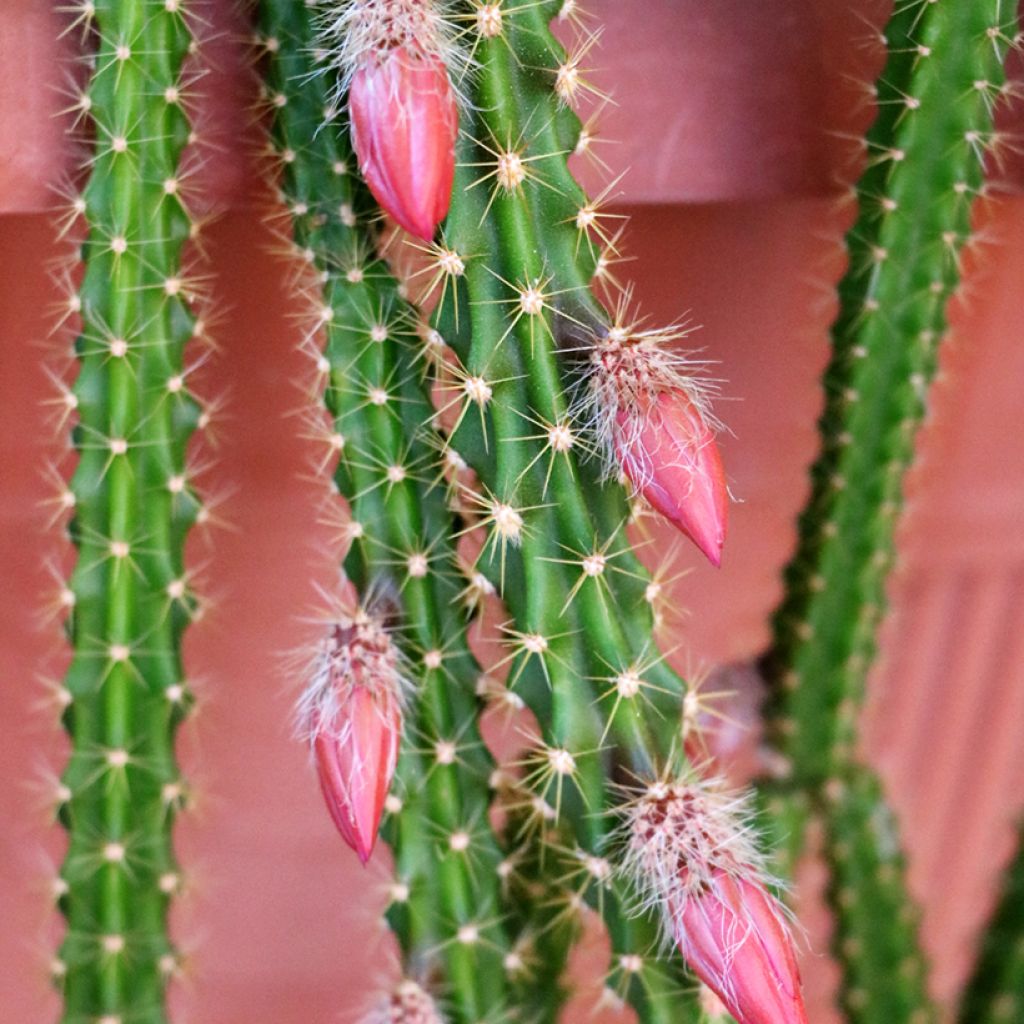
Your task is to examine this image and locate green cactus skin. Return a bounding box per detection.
[257,3,520,1019]
[426,5,739,1022]
[822,769,934,1024]
[57,1,200,1020]
[764,0,1018,781]
[758,4,1018,1021]
[957,826,1024,1023]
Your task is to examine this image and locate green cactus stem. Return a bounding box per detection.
[425,4,750,1021]
[958,825,1024,1024]
[57,1,200,1020]
[759,4,1019,1021]
[764,0,1018,783]
[257,3,519,1019]
[821,768,933,1023]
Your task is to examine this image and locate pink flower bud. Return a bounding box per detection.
[672,871,807,1024]
[622,777,807,1024]
[616,389,728,567]
[349,45,458,241]
[300,610,405,864]
[582,307,729,567]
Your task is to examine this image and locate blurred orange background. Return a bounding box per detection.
[2,2,1023,1022]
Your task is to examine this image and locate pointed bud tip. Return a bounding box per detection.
[688,525,724,568]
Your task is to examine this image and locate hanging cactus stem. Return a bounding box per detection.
[58,0,200,1019]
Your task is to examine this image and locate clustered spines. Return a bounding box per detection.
[569,298,721,492]
[55,1,205,1018]
[296,597,410,736]
[313,0,466,96]
[617,773,772,925]
[361,979,447,1024]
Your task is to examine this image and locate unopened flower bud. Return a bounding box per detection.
[349,44,457,240]
[299,607,405,864]
[584,311,729,567]
[621,776,807,1024]
[616,389,727,567]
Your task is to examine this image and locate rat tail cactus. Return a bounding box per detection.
[26,0,1024,1022]
[54,0,205,1019]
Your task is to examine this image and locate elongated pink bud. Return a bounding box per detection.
[615,389,727,566]
[299,608,405,864]
[621,776,807,1024]
[349,45,457,240]
[581,304,729,566]
[673,871,806,1024]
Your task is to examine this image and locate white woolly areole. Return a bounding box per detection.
[314,0,466,94]
[616,773,774,936]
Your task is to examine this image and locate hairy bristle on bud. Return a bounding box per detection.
[316,0,462,239]
[362,979,446,1024]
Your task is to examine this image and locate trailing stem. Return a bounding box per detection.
[57,1,202,1020]
[259,1,516,1018]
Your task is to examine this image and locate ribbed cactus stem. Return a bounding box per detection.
[759,4,1019,1022]
[822,768,933,1023]
[431,6,748,1021]
[258,2,514,1018]
[765,0,1019,781]
[58,1,199,1019]
[957,823,1024,1023]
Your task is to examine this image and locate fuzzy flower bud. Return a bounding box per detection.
[581,309,728,566]
[363,980,445,1024]
[620,776,807,1024]
[298,605,406,864]
[349,45,457,240]
[318,1,461,240]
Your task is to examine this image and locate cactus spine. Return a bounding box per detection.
[58,0,200,1019]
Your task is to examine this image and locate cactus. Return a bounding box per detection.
[22,1,1024,1022]
[258,3,515,1019]
[821,768,932,1022]
[56,1,201,1020]
[764,1,1017,775]
[760,3,1019,1022]
[958,824,1024,1023]
[423,5,763,1022]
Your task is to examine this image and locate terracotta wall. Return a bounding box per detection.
[2,2,1023,1022]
